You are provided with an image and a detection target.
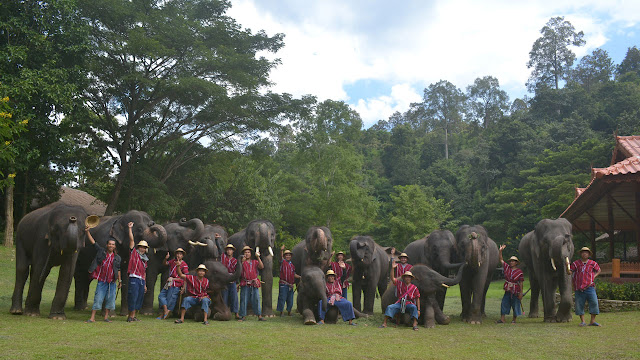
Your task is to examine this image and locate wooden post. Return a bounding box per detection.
[607,196,615,260]
[590,218,597,260]
[612,258,621,278]
[3,182,14,247]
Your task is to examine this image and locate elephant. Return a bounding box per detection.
[455,225,499,324]
[142,218,205,315]
[11,203,89,319]
[184,258,242,321]
[291,226,333,277]
[188,224,228,265]
[349,235,391,315]
[381,264,465,328]
[403,230,462,309]
[227,219,276,316]
[74,210,167,314]
[518,218,574,322]
[296,265,327,325]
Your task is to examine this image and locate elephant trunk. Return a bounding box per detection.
[447,263,466,286]
[63,218,80,253]
[180,218,205,243]
[467,238,481,269]
[313,228,328,253]
[144,224,167,249]
[549,235,569,274]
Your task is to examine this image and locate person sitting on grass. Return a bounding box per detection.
[221,243,239,319]
[569,247,602,327]
[127,222,148,323]
[379,271,420,331]
[238,246,266,322]
[277,246,300,317]
[175,263,211,325]
[393,252,413,278]
[156,248,188,320]
[85,226,121,323]
[497,244,524,324]
[330,251,352,298]
[318,270,357,326]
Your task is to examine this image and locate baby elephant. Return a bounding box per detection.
[381,264,464,328]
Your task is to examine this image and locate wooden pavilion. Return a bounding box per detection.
[560,135,640,279]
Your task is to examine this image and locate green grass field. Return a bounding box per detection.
[1,246,639,360]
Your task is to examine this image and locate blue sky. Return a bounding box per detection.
[228,0,640,127]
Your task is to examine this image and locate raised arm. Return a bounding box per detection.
[176,260,187,280]
[127,222,135,250]
[498,244,506,264]
[85,226,95,245]
[162,251,170,266]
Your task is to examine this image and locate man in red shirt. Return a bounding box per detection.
[569,247,602,327]
[126,222,149,323]
[379,271,421,330]
[85,226,121,323]
[238,246,266,322]
[330,251,352,298]
[497,245,524,324]
[277,246,301,316]
[175,263,211,325]
[393,252,413,278]
[156,248,188,320]
[221,243,239,319]
[318,270,356,325]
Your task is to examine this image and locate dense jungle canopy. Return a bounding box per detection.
[2,1,640,255]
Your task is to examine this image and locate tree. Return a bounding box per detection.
[617,46,640,78]
[527,16,585,91]
[569,48,614,91]
[417,80,466,159]
[466,76,509,127]
[77,0,298,215]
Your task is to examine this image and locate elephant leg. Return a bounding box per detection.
[325,306,339,324]
[459,276,472,322]
[73,268,91,311]
[301,299,316,325]
[24,260,50,316]
[469,273,486,324]
[141,268,159,315]
[435,287,446,311]
[555,275,573,323]
[10,246,29,315]
[432,296,450,325]
[363,283,376,314]
[540,276,558,322]
[261,255,274,317]
[352,279,362,313]
[49,254,78,319]
[480,275,492,317]
[528,273,540,318]
[119,274,130,316]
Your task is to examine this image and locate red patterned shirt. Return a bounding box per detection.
[571,259,600,291]
[330,261,352,288]
[325,280,343,305]
[128,249,147,280]
[279,260,296,285]
[167,259,188,288]
[502,262,524,294]
[240,259,261,288]
[393,278,420,305]
[395,263,413,278]
[91,252,115,283]
[221,253,237,275]
[184,274,210,298]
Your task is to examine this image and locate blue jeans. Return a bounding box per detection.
[575,286,599,315]
[500,292,522,316]
[239,286,261,317]
[385,302,419,320]
[222,282,238,313]
[342,287,348,299]
[276,284,294,313]
[158,286,181,311]
[318,298,355,321]
[92,281,117,311]
[181,296,211,313]
[127,277,145,312]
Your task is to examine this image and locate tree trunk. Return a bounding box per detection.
[104,162,130,216]
[444,125,449,160]
[4,182,14,247]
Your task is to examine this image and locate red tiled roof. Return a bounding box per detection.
[617,135,640,158]
[592,156,640,178]
[575,187,585,198]
[59,186,107,216]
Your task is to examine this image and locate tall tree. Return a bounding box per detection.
[527,16,585,91]
[617,46,640,78]
[569,48,614,91]
[466,76,509,127]
[78,0,296,215]
[417,80,466,159]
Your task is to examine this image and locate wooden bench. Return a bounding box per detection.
[600,261,640,277]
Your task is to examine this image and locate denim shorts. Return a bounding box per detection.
[500,292,522,316]
[575,286,599,315]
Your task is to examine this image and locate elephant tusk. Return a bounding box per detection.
[268,246,274,257]
[551,258,557,271]
[565,257,571,275]
[478,261,481,268]
[441,283,450,288]
[188,240,197,246]
[256,246,260,255]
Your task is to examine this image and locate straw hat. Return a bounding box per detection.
[579,247,593,255]
[242,246,252,252]
[283,250,292,255]
[85,215,100,229]
[326,270,336,276]
[175,248,186,254]
[137,240,149,248]
[336,251,345,256]
[196,264,208,272]
[225,244,236,250]
[399,253,409,258]
[508,256,519,263]
[402,271,414,278]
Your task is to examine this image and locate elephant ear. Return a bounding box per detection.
[109,218,125,245]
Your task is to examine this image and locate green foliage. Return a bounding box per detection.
[617,46,640,78]
[596,280,640,301]
[466,76,510,127]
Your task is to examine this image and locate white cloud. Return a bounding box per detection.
[227,0,640,127]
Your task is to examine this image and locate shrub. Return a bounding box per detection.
[596,280,640,301]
